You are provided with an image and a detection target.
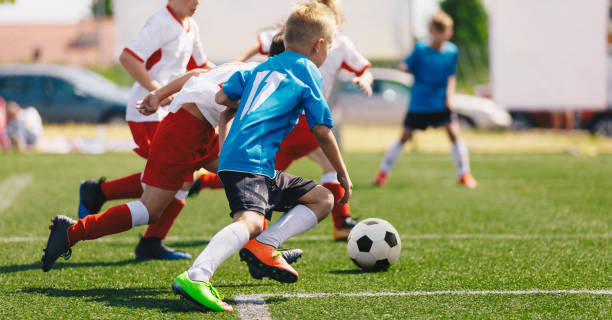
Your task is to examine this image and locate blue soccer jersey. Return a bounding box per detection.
[405,41,458,113]
[218,51,333,178]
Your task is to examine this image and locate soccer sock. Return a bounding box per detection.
[451,139,471,177]
[67,201,149,246]
[256,205,318,248]
[379,140,403,174]
[142,194,186,240]
[321,172,351,228]
[188,222,249,282]
[100,172,144,200]
[198,172,224,190]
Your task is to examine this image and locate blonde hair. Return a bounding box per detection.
[284,2,337,49]
[314,0,344,25]
[430,11,453,32]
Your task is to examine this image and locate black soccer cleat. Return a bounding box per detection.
[247,248,303,280]
[134,237,192,260]
[78,178,106,219]
[187,178,202,198]
[41,215,75,272]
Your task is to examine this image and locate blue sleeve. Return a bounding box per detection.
[300,62,333,130]
[222,69,252,101]
[404,44,419,71]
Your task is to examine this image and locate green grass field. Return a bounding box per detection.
[0,152,610,319]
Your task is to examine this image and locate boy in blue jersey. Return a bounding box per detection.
[170,2,351,312]
[373,11,477,188]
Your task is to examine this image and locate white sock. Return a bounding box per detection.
[379,140,403,174]
[451,139,471,177]
[320,172,339,184]
[126,200,149,227]
[188,222,249,282]
[256,205,318,248]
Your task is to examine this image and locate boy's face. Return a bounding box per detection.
[430,26,453,42]
[169,0,200,17]
[310,37,332,68]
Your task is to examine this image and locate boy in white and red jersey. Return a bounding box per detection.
[192,0,372,241]
[76,0,214,260]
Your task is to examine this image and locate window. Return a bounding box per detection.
[43,77,77,101]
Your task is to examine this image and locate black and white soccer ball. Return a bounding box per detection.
[346,218,401,271]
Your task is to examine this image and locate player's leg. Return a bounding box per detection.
[445,119,477,188]
[307,147,357,240]
[42,185,176,272]
[374,127,413,186]
[174,209,263,312]
[241,172,333,283]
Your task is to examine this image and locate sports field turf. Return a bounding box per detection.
[0,152,610,319]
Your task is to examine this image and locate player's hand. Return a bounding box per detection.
[160,94,175,107]
[136,91,162,116]
[337,173,353,205]
[353,77,372,97]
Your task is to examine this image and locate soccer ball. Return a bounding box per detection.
[346,218,401,271]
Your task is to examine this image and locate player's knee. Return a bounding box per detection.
[317,186,334,217]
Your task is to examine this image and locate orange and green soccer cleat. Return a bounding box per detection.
[459,173,478,189]
[239,240,298,283]
[372,171,389,186]
[333,217,359,241]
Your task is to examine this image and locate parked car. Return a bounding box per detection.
[332,68,511,129]
[0,64,128,123]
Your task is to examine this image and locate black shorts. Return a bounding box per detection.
[403,108,456,130]
[218,170,317,220]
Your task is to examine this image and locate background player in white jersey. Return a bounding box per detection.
[191,0,372,241]
[77,0,215,260]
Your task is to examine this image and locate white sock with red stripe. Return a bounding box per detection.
[451,139,471,177]
[188,222,249,282]
[379,140,403,174]
[256,205,318,248]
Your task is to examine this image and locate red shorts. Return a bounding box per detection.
[128,121,159,159]
[142,108,219,190]
[275,115,319,171]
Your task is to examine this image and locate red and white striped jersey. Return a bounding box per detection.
[124,6,208,122]
[258,31,371,99]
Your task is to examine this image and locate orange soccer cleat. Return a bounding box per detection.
[372,171,389,186]
[239,240,298,283]
[459,173,478,189]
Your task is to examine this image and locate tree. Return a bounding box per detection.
[91,0,113,17]
[0,0,17,3]
[440,0,488,49]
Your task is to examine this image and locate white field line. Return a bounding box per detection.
[235,290,612,320]
[0,174,32,212]
[0,233,610,243]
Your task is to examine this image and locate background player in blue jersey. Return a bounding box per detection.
[170,2,352,312]
[373,11,477,189]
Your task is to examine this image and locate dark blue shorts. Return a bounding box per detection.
[218,170,317,220]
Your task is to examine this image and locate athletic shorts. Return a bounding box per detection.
[128,121,159,159]
[403,108,456,130]
[218,170,317,220]
[275,115,319,171]
[142,108,219,190]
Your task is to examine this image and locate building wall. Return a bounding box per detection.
[0,18,114,66]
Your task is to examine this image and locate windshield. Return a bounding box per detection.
[65,68,120,96]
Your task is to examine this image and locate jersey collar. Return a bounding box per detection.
[166,5,190,32]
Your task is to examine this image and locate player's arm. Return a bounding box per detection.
[312,125,352,204]
[446,75,456,113]
[233,42,261,62]
[398,62,410,73]
[137,69,207,115]
[119,50,161,92]
[218,107,236,151]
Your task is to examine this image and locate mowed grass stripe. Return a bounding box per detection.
[0,174,32,212]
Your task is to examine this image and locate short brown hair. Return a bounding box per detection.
[269,31,286,57]
[284,2,337,48]
[430,11,453,32]
[314,0,344,25]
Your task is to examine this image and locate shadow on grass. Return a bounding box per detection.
[0,259,143,274]
[165,240,209,248]
[328,269,382,275]
[21,287,205,313]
